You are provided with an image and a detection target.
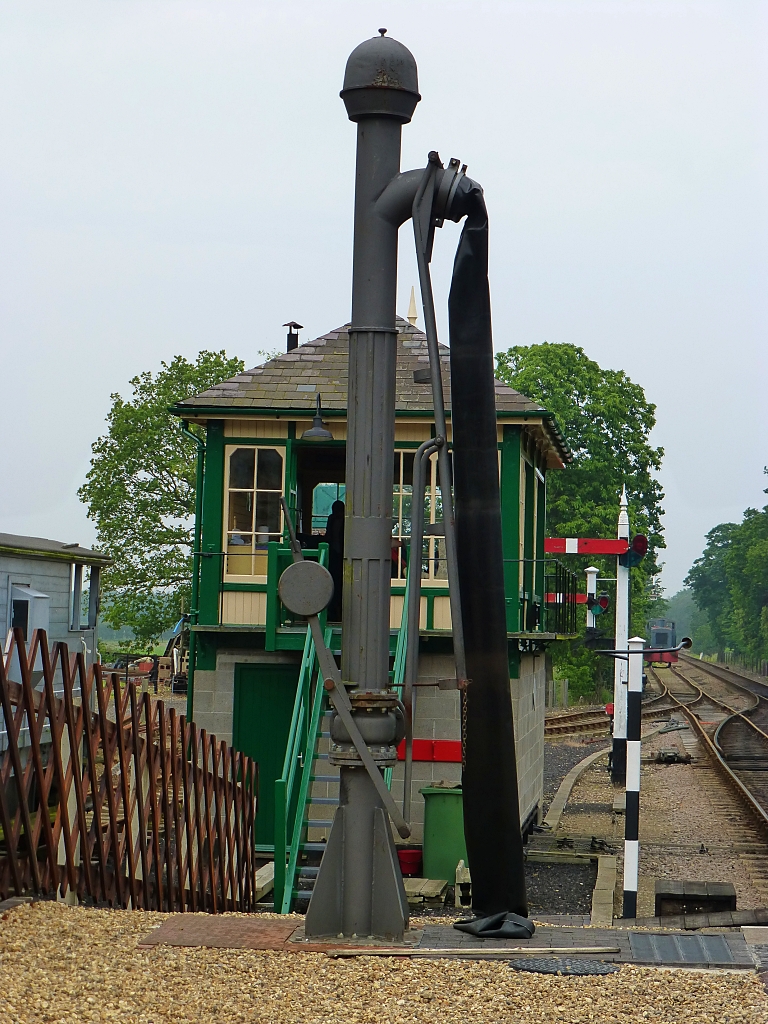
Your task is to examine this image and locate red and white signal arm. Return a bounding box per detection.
[545,538,630,555]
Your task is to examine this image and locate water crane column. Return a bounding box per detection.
[304,31,421,940]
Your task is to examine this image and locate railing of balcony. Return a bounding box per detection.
[503,558,579,636]
[202,544,578,639]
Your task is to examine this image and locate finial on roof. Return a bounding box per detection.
[618,484,630,535]
[407,286,418,326]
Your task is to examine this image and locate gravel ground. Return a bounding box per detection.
[305,736,609,922]
[397,859,596,920]
[557,726,768,917]
[543,739,611,815]
[526,861,597,915]
[2,902,767,1024]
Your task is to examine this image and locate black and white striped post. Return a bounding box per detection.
[611,486,630,784]
[622,635,645,919]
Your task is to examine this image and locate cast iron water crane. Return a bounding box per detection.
[279,30,530,940]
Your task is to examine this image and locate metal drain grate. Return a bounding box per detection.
[508,957,620,976]
[629,932,733,965]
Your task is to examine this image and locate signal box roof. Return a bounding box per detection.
[175,318,571,465]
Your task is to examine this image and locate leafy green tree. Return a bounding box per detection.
[664,588,713,655]
[496,342,665,701]
[726,505,768,661]
[79,352,244,651]
[684,523,737,656]
[686,471,768,665]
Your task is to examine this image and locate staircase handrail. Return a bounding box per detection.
[273,624,316,910]
[392,571,409,694]
[280,625,332,913]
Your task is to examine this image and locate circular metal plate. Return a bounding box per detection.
[278,560,334,617]
[507,957,619,976]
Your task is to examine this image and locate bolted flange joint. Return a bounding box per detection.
[328,690,405,767]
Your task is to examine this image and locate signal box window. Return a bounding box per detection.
[312,483,346,534]
[391,449,449,584]
[224,446,284,578]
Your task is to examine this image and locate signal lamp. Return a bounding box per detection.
[587,592,610,615]
[619,534,648,568]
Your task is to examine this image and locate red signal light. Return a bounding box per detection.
[587,592,610,615]
[619,534,648,567]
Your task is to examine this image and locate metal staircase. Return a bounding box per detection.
[273,623,338,913]
[273,588,409,913]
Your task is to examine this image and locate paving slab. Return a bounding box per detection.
[139,915,299,949]
[137,915,756,969]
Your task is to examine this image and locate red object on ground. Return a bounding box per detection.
[397,847,423,877]
[605,703,614,717]
[395,739,462,763]
[645,650,678,664]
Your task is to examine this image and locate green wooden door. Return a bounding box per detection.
[233,663,298,846]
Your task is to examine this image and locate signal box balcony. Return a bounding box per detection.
[190,541,579,652]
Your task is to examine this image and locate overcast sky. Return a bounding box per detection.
[1,1,765,595]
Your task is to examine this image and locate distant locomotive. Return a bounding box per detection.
[647,618,677,664]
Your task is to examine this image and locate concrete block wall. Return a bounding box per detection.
[511,652,547,827]
[390,653,462,843]
[391,650,547,844]
[201,645,547,848]
[194,649,299,748]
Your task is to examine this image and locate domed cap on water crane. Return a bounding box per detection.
[341,28,421,123]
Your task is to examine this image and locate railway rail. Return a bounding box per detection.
[544,708,610,736]
[646,658,768,833]
[544,692,673,737]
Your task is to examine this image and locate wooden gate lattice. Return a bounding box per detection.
[0,628,258,911]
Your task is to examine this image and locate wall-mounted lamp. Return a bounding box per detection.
[301,393,334,442]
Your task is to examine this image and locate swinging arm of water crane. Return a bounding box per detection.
[593,638,693,662]
[411,153,468,691]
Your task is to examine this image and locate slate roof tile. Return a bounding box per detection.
[179,318,544,417]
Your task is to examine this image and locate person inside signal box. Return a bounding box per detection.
[325,500,345,621]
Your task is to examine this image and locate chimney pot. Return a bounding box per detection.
[283,321,303,352]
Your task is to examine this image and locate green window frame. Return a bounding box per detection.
[223,444,286,581]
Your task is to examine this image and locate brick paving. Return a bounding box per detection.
[139,916,299,950]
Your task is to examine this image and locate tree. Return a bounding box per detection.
[664,588,718,657]
[79,351,244,650]
[495,342,665,700]
[686,470,768,665]
[727,504,768,661]
[684,523,737,656]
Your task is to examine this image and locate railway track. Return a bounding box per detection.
[544,692,673,738]
[544,708,609,736]
[646,659,768,833]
